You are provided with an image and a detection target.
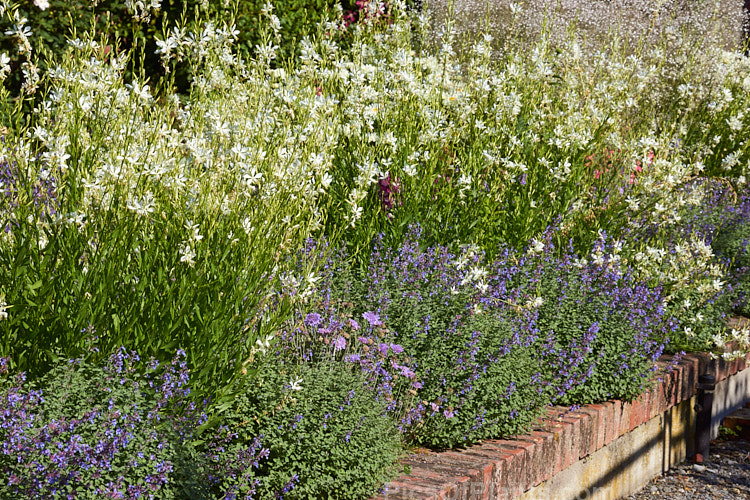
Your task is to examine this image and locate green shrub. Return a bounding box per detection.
[331,229,552,448]
[529,237,670,404]
[213,361,402,499]
[0,349,210,499]
[0,0,355,97]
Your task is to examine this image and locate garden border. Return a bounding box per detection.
[372,316,750,500]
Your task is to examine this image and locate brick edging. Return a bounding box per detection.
[373,317,750,500]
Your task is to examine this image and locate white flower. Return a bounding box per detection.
[0,53,10,81]
[126,192,155,216]
[126,80,152,103]
[0,295,8,321]
[34,0,49,11]
[185,220,203,242]
[528,238,545,255]
[179,243,196,267]
[289,377,303,391]
[625,196,640,211]
[527,297,544,308]
[254,334,274,356]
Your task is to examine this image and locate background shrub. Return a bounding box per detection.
[0,0,359,96]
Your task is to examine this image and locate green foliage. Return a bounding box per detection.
[530,251,668,404]
[0,1,149,93]
[213,361,402,499]
[330,234,551,448]
[222,0,352,60]
[0,350,209,499]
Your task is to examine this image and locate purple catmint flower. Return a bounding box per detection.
[333,336,346,351]
[376,343,390,356]
[305,313,322,327]
[362,311,382,326]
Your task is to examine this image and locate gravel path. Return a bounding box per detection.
[627,439,750,499]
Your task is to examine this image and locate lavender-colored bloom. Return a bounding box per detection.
[362,311,382,326]
[333,336,346,351]
[305,313,322,327]
[377,343,389,356]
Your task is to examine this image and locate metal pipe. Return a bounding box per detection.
[694,373,716,464]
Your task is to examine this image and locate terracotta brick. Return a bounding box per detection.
[379,479,440,500]
[572,410,595,460]
[651,381,668,419]
[437,450,493,481]
[615,400,629,437]
[578,406,603,453]
[630,392,649,430]
[609,400,623,441]
[731,356,740,376]
[668,363,683,407]
[473,446,515,500]
[402,461,469,481]
[642,391,652,426]
[626,396,643,432]
[500,439,540,489]
[596,401,614,446]
[676,359,695,401]
[493,444,527,499]
[682,355,701,390]
[560,414,583,468]
[516,431,554,489]
[541,416,575,472]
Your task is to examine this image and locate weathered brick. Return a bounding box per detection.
[578,406,603,453]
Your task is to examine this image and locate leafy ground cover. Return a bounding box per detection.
[0,0,749,497]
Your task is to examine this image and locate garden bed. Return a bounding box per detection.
[376,320,750,499]
[1,0,750,498]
